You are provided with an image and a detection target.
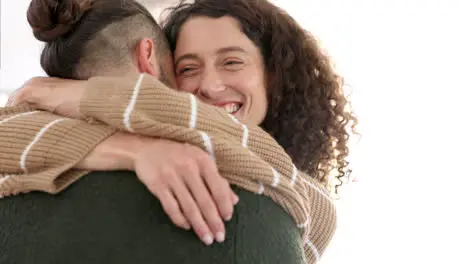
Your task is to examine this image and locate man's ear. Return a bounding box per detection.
[135,38,160,77]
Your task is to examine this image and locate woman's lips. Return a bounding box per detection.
[216,102,242,114]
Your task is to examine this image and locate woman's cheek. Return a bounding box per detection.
[178,78,197,93]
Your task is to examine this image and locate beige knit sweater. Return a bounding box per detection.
[0,73,336,263]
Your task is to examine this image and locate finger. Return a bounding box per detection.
[158,190,191,230]
[146,181,190,230]
[197,153,235,222]
[231,189,240,206]
[182,163,226,243]
[170,177,214,246]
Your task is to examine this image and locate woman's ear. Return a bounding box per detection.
[135,38,160,77]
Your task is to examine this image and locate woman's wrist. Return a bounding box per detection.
[76,132,147,171]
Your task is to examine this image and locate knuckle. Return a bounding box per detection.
[196,151,211,163]
[159,168,175,183]
[214,178,229,190]
[161,200,179,216]
[213,183,232,200]
[143,173,163,189]
[183,205,199,219]
[199,200,216,213]
[200,202,216,215]
[211,219,224,229]
[180,159,197,173]
[163,204,177,216]
[214,188,230,201]
[181,143,196,154]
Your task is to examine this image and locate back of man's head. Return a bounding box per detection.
[27,0,171,81]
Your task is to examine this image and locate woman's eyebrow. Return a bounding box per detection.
[175,54,199,67]
[216,46,247,55]
[175,47,247,66]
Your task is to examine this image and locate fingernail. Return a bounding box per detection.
[183,224,191,230]
[225,214,233,221]
[215,232,225,243]
[203,234,214,246]
[234,196,240,204]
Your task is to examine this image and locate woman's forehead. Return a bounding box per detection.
[174,16,259,58]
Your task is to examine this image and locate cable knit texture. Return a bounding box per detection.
[0,74,336,263]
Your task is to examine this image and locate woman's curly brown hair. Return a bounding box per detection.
[163,0,358,191]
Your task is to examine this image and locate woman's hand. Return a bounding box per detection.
[133,138,239,246]
[8,77,85,118]
[77,132,239,246]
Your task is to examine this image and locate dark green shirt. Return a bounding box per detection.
[0,171,305,264]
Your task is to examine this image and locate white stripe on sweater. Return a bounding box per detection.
[241,124,248,148]
[189,94,198,129]
[0,111,39,126]
[306,240,321,262]
[271,167,280,187]
[199,131,215,162]
[0,175,10,198]
[301,247,309,264]
[290,165,298,187]
[227,115,248,147]
[0,175,10,187]
[297,217,310,229]
[257,182,265,194]
[123,73,145,132]
[20,118,65,172]
[228,114,240,124]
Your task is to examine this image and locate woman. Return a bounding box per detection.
[164,0,357,190]
[2,0,356,262]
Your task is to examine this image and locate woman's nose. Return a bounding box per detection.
[198,71,226,100]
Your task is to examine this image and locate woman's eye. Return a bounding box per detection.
[224,60,243,70]
[178,67,195,75]
[225,61,242,65]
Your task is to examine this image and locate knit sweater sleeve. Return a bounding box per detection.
[81,73,337,263]
[0,104,116,197]
[82,74,295,179]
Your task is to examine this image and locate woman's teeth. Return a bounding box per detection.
[223,103,241,114]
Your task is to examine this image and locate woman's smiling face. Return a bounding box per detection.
[174,16,268,125]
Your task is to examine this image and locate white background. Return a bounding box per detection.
[1,1,468,263]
